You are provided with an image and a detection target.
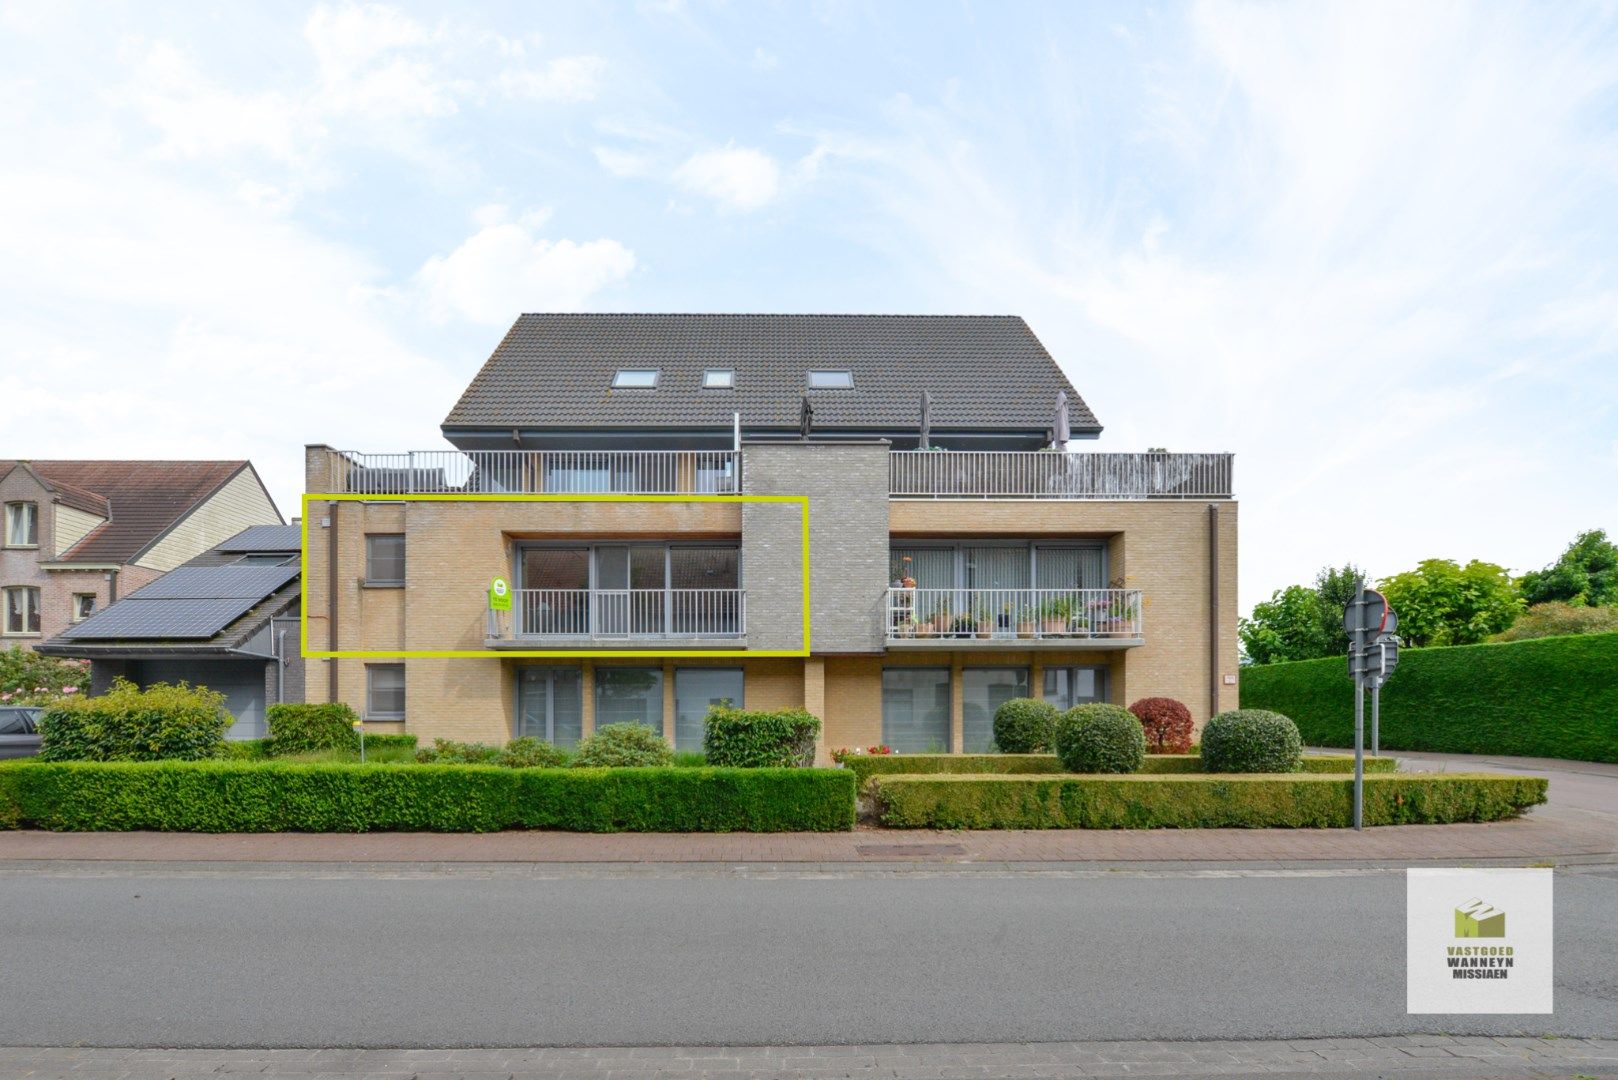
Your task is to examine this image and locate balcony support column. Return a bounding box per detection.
[803,658,825,759]
[1030,656,1044,702]
[662,660,677,746]
[580,660,595,739]
[949,656,964,754]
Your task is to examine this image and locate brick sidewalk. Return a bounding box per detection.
[0,804,1612,866]
[2,1036,1615,1078]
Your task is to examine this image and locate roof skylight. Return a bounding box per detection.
[806,370,854,389]
[612,369,660,389]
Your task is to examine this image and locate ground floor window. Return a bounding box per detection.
[962,667,1030,753]
[881,668,951,753]
[517,666,583,748]
[365,663,405,720]
[1043,665,1108,710]
[595,667,663,734]
[674,668,742,752]
[3,586,41,635]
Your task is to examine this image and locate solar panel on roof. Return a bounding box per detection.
[214,524,301,553]
[59,598,259,640]
[127,565,298,601]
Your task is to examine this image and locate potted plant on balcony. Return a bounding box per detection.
[950,613,976,638]
[974,604,994,639]
[916,611,937,638]
[1015,603,1036,638]
[1040,596,1073,635]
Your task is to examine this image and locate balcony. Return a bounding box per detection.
[329,450,740,496]
[886,588,1143,648]
[486,588,746,647]
[889,451,1233,499]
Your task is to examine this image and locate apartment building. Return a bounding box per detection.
[302,314,1238,756]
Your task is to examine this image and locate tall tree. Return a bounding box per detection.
[1518,529,1618,608]
[1378,559,1522,647]
[1313,563,1366,655]
[1239,585,1331,665]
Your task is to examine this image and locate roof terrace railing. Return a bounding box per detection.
[890,450,1233,500]
[329,450,741,496]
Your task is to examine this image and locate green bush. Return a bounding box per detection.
[415,738,503,765]
[1493,601,1618,642]
[1054,704,1146,774]
[38,679,229,762]
[703,706,819,767]
[498,737,567,768]
[0,647,90,705]
[571,723,673,768]
[872,773,1546,829]
[1241,632,1618,763]
[992,698,1059,753]
[1201,709,1303,773]
[1128,697,1195,754]
[0,760,857,833]
[267,703,360,756]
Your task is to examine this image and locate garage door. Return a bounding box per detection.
[136,660,267,740]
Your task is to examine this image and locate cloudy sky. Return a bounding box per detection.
[2,0,1615,612]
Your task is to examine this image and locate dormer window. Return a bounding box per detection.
[702,369,735,389]
[611,369,659,389]
[806,370,853,389]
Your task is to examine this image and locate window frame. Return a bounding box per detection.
[880,666,953,754]
[364,533,406,587]
[805,369,854,390]
[673,666,744,752]
[4,502,39,548]
[3,586,43,636]
[701,369,735,389]
[888,541,1108,590]
[1042,665,1110,710]
[71,593,96,623]
[593,666,665,734]
[961,666,1031,754]
[610,369,660,389]
[365,663,406,720]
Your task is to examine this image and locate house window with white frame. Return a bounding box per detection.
[3,586,41,635]
[71,593,96,623]
[4,502,38,548]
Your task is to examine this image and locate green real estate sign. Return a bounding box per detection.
[488,576,511,611]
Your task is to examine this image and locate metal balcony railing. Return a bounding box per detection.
[487,588,746,640]
[886,587,1143,641]
[889,451,1233,499]
[330,450,741,496]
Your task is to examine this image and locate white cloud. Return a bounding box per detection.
[593,146,651,177]
[673,145,781,212]
[416,209,636,324]
[500,55,607,102]
[751,47,779,72]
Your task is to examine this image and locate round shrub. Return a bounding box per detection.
[704,706,820,767]
[570,723,674,768]
[267,702,361,756]
[1200,709,1303,773]
[498,737,568,768]
[1054,704,1146,774]
[992,697,1060,753]
[1128,697,1195,754]
[38,678,230,761]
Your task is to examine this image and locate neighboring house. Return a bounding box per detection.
[1,460,283,650]
[302,313,1238,756]
[37,524,304,739]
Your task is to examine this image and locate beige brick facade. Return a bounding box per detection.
[302,447,1238,751]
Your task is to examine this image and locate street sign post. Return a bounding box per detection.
[1343,588,1399,831]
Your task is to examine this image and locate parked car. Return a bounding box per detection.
[0,706,43,759]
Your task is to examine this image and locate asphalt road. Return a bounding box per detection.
[1,866,1614,1047]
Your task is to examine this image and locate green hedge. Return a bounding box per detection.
[0,761,856,833]
[703,707,819,767]
[267,703,360,755]
[872,773,1545,829]
[219,733,417,761]
[840,753,1396,787]
[1240,632,1618,763]
[38,679,229,761]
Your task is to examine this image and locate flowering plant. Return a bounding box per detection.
[831,744,893,763]
[0,648,90,705]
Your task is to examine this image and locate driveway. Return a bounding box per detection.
[1385,750,1618,818]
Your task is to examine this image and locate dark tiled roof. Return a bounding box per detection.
[215,524,302,553]
[442,314,1100,434]
[12,460,251,564]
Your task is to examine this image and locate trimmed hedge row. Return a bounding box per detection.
[220,734,418,760]
[0,761,856,833]
[1240,631,1618,763]
[839,752,1397,787]
[872,773,1546,829]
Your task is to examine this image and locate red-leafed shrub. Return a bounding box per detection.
[1129,697,1195,754]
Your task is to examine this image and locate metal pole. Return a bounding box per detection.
[1353,677,1364,831]
[1372,680,1380,758]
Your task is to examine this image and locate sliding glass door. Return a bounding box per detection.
[517,666,584,748]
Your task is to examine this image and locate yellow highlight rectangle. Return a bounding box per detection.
[299,492,810,659]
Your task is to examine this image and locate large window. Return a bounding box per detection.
[674,668,743,752]
[881,668,951,753]
[519,543,742,637]
[890,543,1106,590]
[962,668,1029,753]
[517,666,583,748]
[3,587,41,635]
[1043,666,1109,710]
[4,502,38,548]
[365,664,405,719]
[595,667,664,734]
[365,534,405,585]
